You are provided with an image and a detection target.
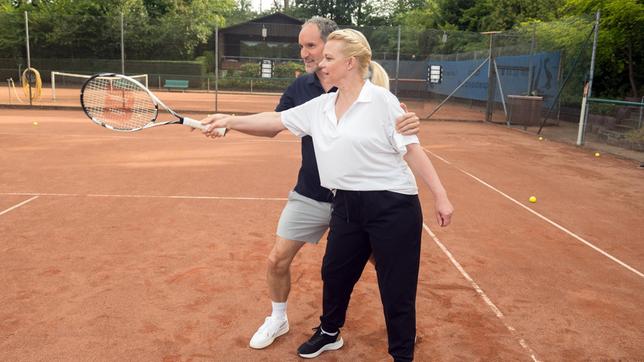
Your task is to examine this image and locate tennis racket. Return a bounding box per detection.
[80,73,226,135]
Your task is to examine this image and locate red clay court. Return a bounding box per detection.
[1,100,642,361]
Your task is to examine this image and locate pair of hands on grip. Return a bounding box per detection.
[197,103,421,138]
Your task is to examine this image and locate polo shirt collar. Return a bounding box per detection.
[307,72,321,87]
[356,80,374,103]
[322,80,374,116]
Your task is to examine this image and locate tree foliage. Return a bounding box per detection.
[1,0,640,97]
[564,0,643,97]
[393,0,642,97]
[0,0,235,60]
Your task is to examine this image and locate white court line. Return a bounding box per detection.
[239,139,299,143]
[423,224,541,362]
[423,147,644,279]
[0,132,299,143]
[0,196,39,216]
[0,192,286,201]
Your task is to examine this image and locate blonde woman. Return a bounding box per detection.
[202,29,453,361]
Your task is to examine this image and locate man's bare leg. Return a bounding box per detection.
[249,236,306,349]
[267,236,306,303]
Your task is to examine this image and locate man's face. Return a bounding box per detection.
[298,23,325,73]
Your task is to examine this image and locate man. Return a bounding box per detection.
[222,17,422,350]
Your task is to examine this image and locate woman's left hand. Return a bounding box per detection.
[434,196,454,227]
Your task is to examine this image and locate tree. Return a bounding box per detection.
[565,0,643,97]
[0,2,27,58]
[293,0,360,25]
[226,0,258,25]
[0,0,235,60]
[460,0,560,31]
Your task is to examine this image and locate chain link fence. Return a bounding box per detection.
[2,11,639,154]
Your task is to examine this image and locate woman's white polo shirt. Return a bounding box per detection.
[281,80,419,195]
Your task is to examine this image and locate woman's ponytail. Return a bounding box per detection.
[369,61,390,90]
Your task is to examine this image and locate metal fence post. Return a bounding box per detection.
[121,12,125,75]
[394,25,401,95]
[527,23,536,95]
[577,11,600,146]
[484,32,500,123]
[215,24,219,113]
[24,11,32,106]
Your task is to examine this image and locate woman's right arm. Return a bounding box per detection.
[404,144,454,227]
[200,112,286,138]
[202,95,322,138]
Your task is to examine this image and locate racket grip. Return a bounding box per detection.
[183,117,226,136]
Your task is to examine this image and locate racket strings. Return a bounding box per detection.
[82,76,156,130]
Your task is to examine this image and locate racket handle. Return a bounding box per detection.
[183,117,226,136]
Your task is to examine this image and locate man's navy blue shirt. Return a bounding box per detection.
[275,73,336,203]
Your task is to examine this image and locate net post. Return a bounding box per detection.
[7,79,12,104]
[51,71,56,100]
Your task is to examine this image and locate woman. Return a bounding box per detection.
[203,29,453,362]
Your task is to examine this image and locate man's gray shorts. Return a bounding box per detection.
[276,190,332,244]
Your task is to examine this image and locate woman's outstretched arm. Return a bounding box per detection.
[200,112,286,138]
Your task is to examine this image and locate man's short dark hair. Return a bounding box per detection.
[304,17,339,42]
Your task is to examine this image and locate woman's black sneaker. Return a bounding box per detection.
[297,327,344,358]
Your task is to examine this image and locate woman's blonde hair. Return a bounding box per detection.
[327,29,390,90]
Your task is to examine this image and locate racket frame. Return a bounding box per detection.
[80,73,225,135]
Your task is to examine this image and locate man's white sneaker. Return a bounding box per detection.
[249,316,289,349]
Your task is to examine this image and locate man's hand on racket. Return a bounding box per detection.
[200,114,231,138]
[396,103,421,136]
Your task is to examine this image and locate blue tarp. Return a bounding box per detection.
[427,51,561,107]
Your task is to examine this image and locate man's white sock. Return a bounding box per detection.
[271,301,287,321]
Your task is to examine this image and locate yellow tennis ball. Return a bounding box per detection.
[594,152,600,157]
[529,196,537,203]
[538,136,543,141]
[32,121,38,126]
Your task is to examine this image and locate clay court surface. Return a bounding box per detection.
[1,86,499,122]
[1,106,643,361]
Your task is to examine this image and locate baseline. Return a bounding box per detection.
[0,192,286,202]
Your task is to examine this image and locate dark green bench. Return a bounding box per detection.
[164,79,189,91]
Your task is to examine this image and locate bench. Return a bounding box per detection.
[164,79,189,91]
